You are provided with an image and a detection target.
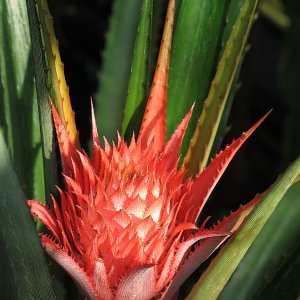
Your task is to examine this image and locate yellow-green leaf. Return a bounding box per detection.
[184,0,258,177]
[37,0,79,147]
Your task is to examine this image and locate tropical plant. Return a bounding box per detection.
[0,0,299,299]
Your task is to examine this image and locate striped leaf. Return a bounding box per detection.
[0,131,56,299]
[0,0,45,202]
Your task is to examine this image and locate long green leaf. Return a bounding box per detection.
[0,0,45,202]
[0,131,56,299]
[184,0,258,177]
[217,181,300,299]
[187,155,300,300]
[167,1,228,155]
[26,0,58,204]
[256,244,300,300]
[211,0,249,157]
[95,0,143,143]
[121,0,154,137]
[25,2,68,296]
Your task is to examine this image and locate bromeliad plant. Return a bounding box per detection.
[1,0,300,299]
[27,2,268,295]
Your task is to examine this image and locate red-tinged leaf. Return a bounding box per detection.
[27,200,61,241]
[158,230,228,293]
[50,100,79,174]
[138,0,175,152]
[161,194,262,300]
[41,235,98,300]
[168,222,199,242]
[160,236,229,300]
[172,230,229,271]
[163,105,194,169]
[115,265,156,299]
[156,238,179,291]
[183,111,271,223]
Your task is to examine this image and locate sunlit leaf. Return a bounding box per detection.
[211,0,250,157]
[167,1,228,156]
[184,0,258,176]
[218,181,300,300]
[37,0,79,147]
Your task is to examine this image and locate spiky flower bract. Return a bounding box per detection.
[28,1,267,299]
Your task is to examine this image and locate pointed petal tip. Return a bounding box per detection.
[49,98,59,121]
[163,104,195,169]
[27,200,62,242]
[184,111,271,224]
[90,98,100,144]
[190,101,196,111]
[246,109,271,135]
[138,0,176,153]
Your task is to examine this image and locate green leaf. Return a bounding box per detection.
[187,155,300,300]
[219,0,248,54]
[217,181,300,300]
[167,1,228,155]
[0,0,45,202]
[0,131,56,299]
[184,0,258,176]
[256,244,300,300]
[121,0,155,138]
[95,0,143,143]
[26,0,58,204]
[211,0,249,157]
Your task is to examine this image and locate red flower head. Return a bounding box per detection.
[28,1,267,299]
